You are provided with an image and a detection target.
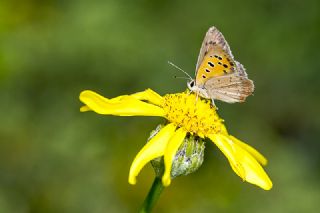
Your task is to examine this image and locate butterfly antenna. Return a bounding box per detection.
[174,76,191,80]
[168,61,193,80]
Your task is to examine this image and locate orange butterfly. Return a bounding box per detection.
[188,26,254,105]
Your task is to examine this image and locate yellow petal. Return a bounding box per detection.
[131,89,163,106]
[162,128,187,186]
[229,135,267,166]
[209,134,246,179]
[79,90,165,116]
[80,105,91,112]
[218,125,267,166]
[128,123,176,185]
[208,134,273,190]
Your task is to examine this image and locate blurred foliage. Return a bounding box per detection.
[0,0,320,212]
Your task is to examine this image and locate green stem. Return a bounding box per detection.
[139,177,164,213]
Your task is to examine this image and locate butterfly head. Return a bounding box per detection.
[187,79,195,90]
[187,79,211,99]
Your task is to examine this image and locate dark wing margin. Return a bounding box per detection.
[195,26,234,73]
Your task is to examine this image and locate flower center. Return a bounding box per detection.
[162,92,224,137]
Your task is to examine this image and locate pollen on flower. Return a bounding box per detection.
[162,91,224,137]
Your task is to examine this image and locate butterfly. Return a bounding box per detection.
[187,26,254,105]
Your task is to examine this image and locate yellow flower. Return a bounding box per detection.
[79,89,273,190]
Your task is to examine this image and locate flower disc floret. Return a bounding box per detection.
[163,92,224,137]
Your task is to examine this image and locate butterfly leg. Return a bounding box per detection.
[195,92,199,106]
[211,98,218,110]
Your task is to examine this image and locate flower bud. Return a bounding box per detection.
[149,124,205,179]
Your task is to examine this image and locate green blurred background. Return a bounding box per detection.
[1,0,319,212]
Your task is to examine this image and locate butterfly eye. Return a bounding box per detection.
[189,80,195,87]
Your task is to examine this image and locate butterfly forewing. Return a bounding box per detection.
[235,61,248,77]
[195,26,233,72]
[195,47,236,86]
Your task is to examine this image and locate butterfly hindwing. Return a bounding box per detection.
[204,74,254,103]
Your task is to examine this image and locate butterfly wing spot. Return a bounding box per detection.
[208,62,214,67]
[218,62,222,65]
[205,69,211,73]
[218,56,222,60]
[202,75,206,78]
[223,70,227,74]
